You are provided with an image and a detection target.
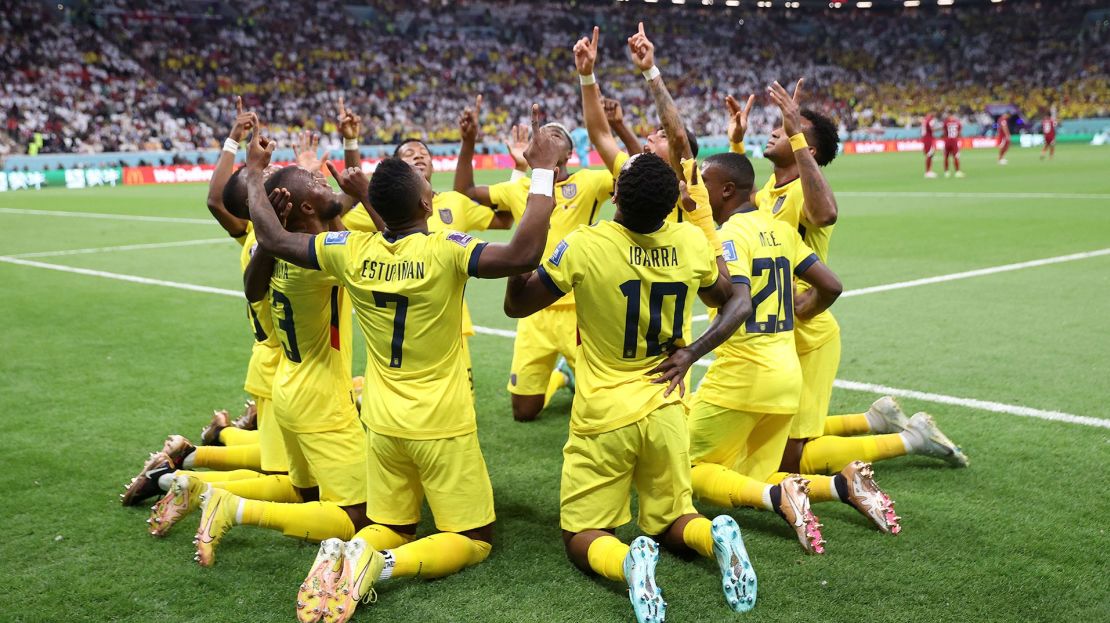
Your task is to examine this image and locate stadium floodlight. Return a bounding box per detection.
[671,0,686,4]
[702,0,714,6]
[937,0,954,5]
[726,0,740,6]
[857,1,872,7]
[904,0,920,6]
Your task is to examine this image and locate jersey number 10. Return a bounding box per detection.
[619,280,687,358]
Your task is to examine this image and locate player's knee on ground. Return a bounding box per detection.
[511,394,544,422]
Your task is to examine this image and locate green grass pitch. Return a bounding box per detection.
[1,145,1108,622]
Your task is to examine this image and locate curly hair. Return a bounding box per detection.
[615,152,680,234]
[368,157,424,225]
[801,109,839,166]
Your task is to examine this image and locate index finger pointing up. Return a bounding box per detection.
[591,26,599,49]
[338,95,347,117]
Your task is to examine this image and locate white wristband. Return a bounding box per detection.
[223,138,239,154]
[343,138,359,151]
[579,73,596,87]
[510,169,528,182]
[530,168,555,197]
[642,65,660,81]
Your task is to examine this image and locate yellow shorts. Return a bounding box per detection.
[278,418,367,506]
[365,431,495,533]
[792,332,842,439]
[688,400,793,482]
[560,403,697,535]
[508,306,577,396]
[254,396,289,473]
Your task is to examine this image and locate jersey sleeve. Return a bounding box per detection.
[440,230,488,278]
[311,230,360,281]
[680,158,723,256]
[792,234,820,277]
[446,191,496,231]
[488,179,529,221]
[537,230,583,297]
[610,150,631,179]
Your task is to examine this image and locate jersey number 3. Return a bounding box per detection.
[270,290,302,363]
[619,280,687,358]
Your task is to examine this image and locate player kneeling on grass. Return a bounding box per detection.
[246,106,564,623]
[505,152,757,622]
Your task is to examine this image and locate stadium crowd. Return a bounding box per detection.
[2,0,1107,155]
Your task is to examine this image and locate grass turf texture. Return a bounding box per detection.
[2,145,1108,622]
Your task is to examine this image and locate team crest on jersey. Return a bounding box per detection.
[771,196,787,215]
[324,231,351,245]
[721,240,738,262]
[561,184,577,200]
[447,231,473,247]
[549,240,569,266]
[438,209,454,224]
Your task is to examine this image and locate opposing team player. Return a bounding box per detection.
[1041,110,1058,160]
[246,106,564,623]
[943,111,965,178]
[505,152,758,621]
[922,112,938,178]
[997,113,1011,165]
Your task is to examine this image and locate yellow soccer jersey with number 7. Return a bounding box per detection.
[539,220,718,435]
[268,258,355,433]
[311,228,486,440]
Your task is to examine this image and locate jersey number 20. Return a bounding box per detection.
[746,257,794,334]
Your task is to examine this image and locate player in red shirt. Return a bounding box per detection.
[1041,111,1058,160]
[942,113,964,177]
[997,113,1011,165]
[922,113,938,178]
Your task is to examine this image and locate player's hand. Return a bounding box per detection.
[336,96,361,141]
[793,287,818,320]
[602,98,624,125]
[627,22,655,72]
[293,130,329,172]
[522,104,561,171]
[229,96,258,142]
[268,187,293,227]
[326,161,369,201]
[678,180,697,213]
[459,94,483,144]
[246,127,275,171]
[725,94,755,144]
[768,79,804,138]
[573,26,599,76]
[505,124,529,170]
[648,346,696,398]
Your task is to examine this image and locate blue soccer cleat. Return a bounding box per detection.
[556,356,575,393]
[711,515,757,613]
[623,536,665,623]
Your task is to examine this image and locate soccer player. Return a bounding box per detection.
[943,111,965,178]
[505,151,759,621]
[1041,110,1058,160]
[997,113,1012,165]
[922,112,938,178]
[603,96,643,157]
[246,106,564,623]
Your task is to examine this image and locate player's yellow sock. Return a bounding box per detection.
[586,535,629,582]
[799,434,907,474]
[177,469,262,482]
[190,445,261,471]
[691,463,773,510]
[542,371,567,409]
[238,499,355,541]
[681,516,714,559]
[822,413,870,436]
[214,475,301,503]
[218,427,258,446]
[353,524,414,551]
[388,533,491,579]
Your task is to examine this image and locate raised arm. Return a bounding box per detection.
[453,95,494,205]
[793,258,842,320]
[576,27,622,173]
[327,161,386,231]
[243,241,277,303]
[244,131,318,268]
[206,96,255,236]
[337,96,363,170]
[769,79,838,227]
[604,98,642,156]
[725,94,755,154]
[629,23,688,174]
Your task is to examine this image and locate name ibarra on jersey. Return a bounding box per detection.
[628,245,679,268]
[360,260,426,281]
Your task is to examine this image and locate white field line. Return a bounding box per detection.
[692,247,1110,322]
[10,238,228,258]
[838,191,1110,200]
[2,255,1106,429]
[0,208,212,224]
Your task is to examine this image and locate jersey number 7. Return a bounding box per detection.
[373,292,409,368]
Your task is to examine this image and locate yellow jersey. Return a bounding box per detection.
[611,152,721,254]
[488,168,615,308]
[268,258,356,433]
[696,208,817,415]
[341,190,496,234]
[235,224,282,399]
[754,175,839,353]
[540,220,718,435]
[311,228,486,440]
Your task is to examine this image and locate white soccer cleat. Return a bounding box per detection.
[998,158,1008,165]
[924,171,937,179]
[711,516,757,613]
[944,170,952,178]
[867,396,911,434]
[955,170,966,178]
[623,536,665,623]
[907,412,969,467]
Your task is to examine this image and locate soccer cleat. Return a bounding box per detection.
[193,486,237,567]
[955,171,966,178]
[867,396,911,434]
[924,171,937,179]
[121,451,174,506]
[298,538,345,623]
[907,412,969,467]
[998,158,1008,165]
[232,400,258,430]
[776,476,826,554]
[839,461,901,535]
[161,435,196,469]
[710,515,757,613]
[201,410,231,446]
[324,538,384,623]
[556,356,575,393]
[149,474,204,537]
[944,170,952,178]
[623,536,665,623]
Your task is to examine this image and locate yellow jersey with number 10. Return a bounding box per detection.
[236,224,282,400]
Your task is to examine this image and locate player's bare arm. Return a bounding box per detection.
[473,105,561,278]
[206,96,256,236]
[242,195,284,304]
[481,124,530,230]
[337,95,362,170]
[503,271,562,318]
[792,259,842,320]
[326,161,385,231]
[453,95,496,205]
[244,131,318,269]
[630,22,689,174]
[769,79,838,227]
[576,26,622,173]
[604,97,642,156]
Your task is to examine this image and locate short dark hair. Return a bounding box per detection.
[222,167,249,219]
[703,152,755,195]
[367,157,424,225]
[393,138,430,158]
[801,109,839,166]
[616,152,679,234]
